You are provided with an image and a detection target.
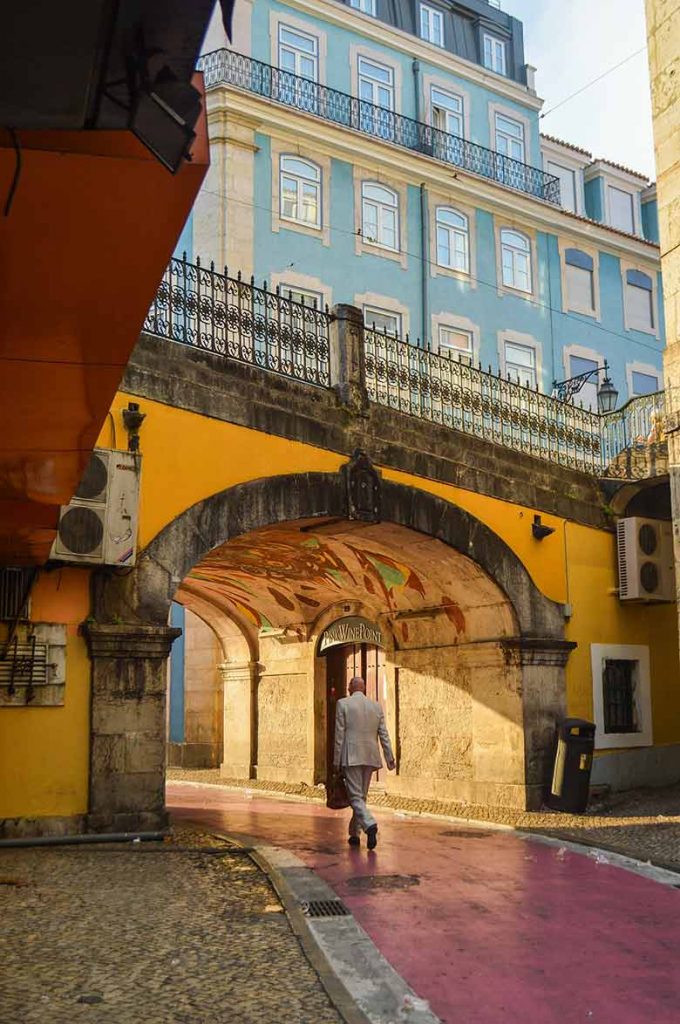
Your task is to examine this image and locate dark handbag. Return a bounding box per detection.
[326,771,350,810]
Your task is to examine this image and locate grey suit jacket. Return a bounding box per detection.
[333,692,394,770]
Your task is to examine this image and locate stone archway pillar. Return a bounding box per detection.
[502,636,576,809]
[84,623,181,833]
[219,660,260,779]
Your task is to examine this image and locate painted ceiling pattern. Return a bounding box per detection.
[187,521,506,637]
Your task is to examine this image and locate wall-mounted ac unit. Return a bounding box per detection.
[616,517,675,602]
[51,449,140,566]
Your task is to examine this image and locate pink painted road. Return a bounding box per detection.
[169,783,680,1024]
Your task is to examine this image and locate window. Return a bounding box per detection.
[357,56,395,138]
[280,285,323,308]
[591,644,652,749]
[547,161,577,212]
[431,87,463,137]
[420,4,444,46]
[626,270,654,332]
[361,183,399,251]
[609,186,635,234]
[569,355,599,412]
[364,306,401,336]
[603,661,638,734]
[436,208,469,273]
[504,340,537,389]
[280,156,321,228]
[495,114,525,162]
[500,229,532,293]
[358,56,394,110]
[631,371,659,396]
[565,249,595,314]
[439,326,473,364]
[483,34,506,75]
[349,0,376,13]
[277,25,318,80]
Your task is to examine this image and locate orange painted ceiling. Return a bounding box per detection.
[0,82,209,565]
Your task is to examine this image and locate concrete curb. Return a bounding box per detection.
[199,826,440,1024]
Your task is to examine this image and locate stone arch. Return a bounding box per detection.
[86,469,573,832]
[93,472,564,641]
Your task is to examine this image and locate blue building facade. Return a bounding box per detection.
[186,0,665,408]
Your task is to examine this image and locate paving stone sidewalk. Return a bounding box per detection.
[0,827,342,1024]
[168,768,680,872]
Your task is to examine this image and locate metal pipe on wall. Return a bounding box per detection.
[420,183,429,346]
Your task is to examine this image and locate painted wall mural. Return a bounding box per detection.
[187,521,505,638]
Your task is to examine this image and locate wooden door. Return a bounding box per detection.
[325,644,386,782]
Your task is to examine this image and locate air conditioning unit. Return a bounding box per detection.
[51,449,141,566]
[616,516,675,602]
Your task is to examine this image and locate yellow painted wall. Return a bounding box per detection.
[5,388,677,821]
[0,569,90,819]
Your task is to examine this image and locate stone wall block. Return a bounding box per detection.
[329,303,369,414]
[85,624,180,833]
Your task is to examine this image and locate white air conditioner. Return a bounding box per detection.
[616,516,675,602]
[51,449,141,566]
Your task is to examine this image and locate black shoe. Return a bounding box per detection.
[366,825,378,850]
[348,835,360,847]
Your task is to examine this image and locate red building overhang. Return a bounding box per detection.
[0,76,209,565]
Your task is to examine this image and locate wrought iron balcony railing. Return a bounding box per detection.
[144,256,331,388]
[198,49,561,206]
[144,256,665,480]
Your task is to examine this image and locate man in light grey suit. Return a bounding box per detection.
[333,675,395,849]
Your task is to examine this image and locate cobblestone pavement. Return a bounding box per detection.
[167,768,680,871]
[0,827,342,1024]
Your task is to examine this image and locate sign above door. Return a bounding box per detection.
[318,616,385,654]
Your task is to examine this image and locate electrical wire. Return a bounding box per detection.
[195,184,665,357]
[540,46,647,120]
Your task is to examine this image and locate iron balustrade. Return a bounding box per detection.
[364,328,605,473]
[198,49,562,206]
[144,255,331,388]
[143,257,665,480]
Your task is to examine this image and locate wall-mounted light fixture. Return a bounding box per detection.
[122,402,146,452]
[532,514,555,541]
[552,360,618,414]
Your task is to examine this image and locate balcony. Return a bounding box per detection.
[198,49,561,206]
[145,256,665,481]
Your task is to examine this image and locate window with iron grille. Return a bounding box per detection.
[603,659,638,734]
[0,568,33,621]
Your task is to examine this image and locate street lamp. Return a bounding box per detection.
[552,360,619,414]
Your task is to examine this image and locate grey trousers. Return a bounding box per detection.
[343,765,377,835]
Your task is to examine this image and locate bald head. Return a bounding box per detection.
[349,676,366,694]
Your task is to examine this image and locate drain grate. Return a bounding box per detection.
[300,899,350,918]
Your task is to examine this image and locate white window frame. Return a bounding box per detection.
[438,325,474,364]
[277,24,318,80]
[500,228,532,294]
[561,344,603,413]
[591,644,652,749]
[270,11,327,87]
[626,361,662,399]
[435,207,469,274]
[279,155,321,229]
[483,33,506,75]
[546,161,577,213]
[349,0,376,14]
[499,331,541,390]
[357,55,395,111]
[430,86,464,138]
[363,305,402,336]
[420,4,444,46]
[495,113,525,163]
[356,291,410,336]
[621,261,659,337]
[361,181,399,252]
[503,339,537,389]
[279,284,324,308]
[269,271,332,312]
[608,185,636,235]
[625,271,655,333]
